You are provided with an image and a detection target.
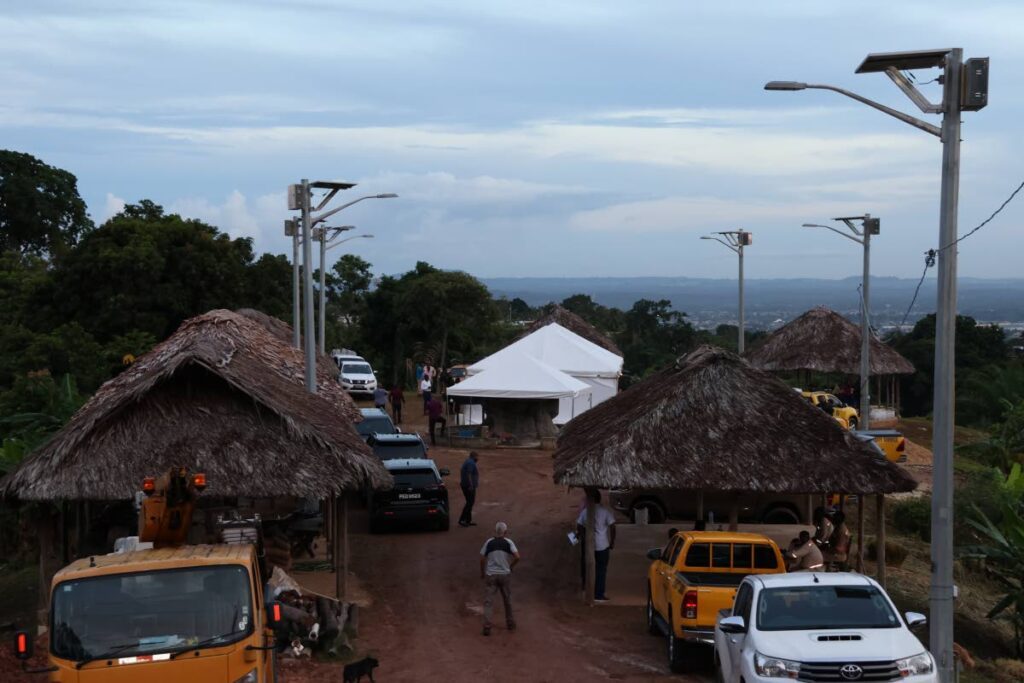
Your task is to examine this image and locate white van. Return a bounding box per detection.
[338,358,377,397]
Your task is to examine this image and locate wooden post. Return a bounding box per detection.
[696,491,704,525]
[342,495,349,601]
[805,495,813,525]
[584,491,596,606]
[856,494,866,573]
[876,494,886,587]
[728,494,739,532]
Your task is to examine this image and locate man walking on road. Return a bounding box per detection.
[388,384,404,424]
[427,395,447,446]
[480,521,519,636]
[420,375,432,415]
[459,451,479,527]
[576,489,616,602]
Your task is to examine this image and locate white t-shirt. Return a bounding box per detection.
[576,505,616,551]
[480,537,519,575]
[420,378,431,392]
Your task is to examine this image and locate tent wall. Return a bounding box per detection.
[554,375,618,425]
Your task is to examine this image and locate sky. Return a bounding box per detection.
[2,1,1023,280]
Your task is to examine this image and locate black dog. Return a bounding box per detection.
[343,656,379,683]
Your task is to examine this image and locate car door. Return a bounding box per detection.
[654,537,681,618]
[724,582,753,682]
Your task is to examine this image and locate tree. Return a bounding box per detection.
[0,150,94,258]
[617,299,699,380]
[246,253,292,322]
[509,297,534,321]
[961,400,1024,473]
[400,270,496,370]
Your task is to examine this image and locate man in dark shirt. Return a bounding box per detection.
[427,396,447,446]
[388,385,404,424]
[459,451,479,528]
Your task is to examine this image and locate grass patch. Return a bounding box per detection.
[0,564,38,630]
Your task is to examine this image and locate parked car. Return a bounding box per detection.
[715,573,934,682]
[447,364,470,383]
[369,458,450,533]
[367,432,429,460]
[610,489,810,525]
[339,359,377,397]
[801,390,859,429]
[356,407,398,441]
[854,428,907,463]
[647,531,786,673]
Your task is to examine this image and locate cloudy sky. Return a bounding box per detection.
[3,1,1022,279]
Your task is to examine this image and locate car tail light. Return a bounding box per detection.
[142,477,156,495]
[682,590,698,620]
[896,439,906,452]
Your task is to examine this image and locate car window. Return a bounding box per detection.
[753,544,779,569]
[757,586,900,631]
[372,442,428,460]
[356,416,395,436]
[733,544,753,569]
[667,539,684,567]
[733,583,753,621]
[712,543,731,568]
[342,363,373,375]
[391,469,439,488]
[684,542,710,567]
[661,537,679,562]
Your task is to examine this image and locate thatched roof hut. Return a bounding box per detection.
[3,309,389,500]
[520,304,622,356]
[553,346,916,494]
[745,306,914,376]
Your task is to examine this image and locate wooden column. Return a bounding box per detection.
[695,491,704,525]
[876,494,887,587]
[584,492,595,606]
[727,494,739,532]
[855,494,866,573]
[342,495,349,600]
[335,495,346,601]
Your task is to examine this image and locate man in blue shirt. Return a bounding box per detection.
[459,451,480,528]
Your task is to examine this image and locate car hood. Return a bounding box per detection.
[341,373,375,381]
[754,627,925,662]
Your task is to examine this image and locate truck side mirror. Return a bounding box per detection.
[646,548,662,561]
[719,615,746,634]
[905,612,927,628]
[439,468,450,477]
[14,631,32,661]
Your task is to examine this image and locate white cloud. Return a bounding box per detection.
[102,192,125,221]
[359,171,591,204]
[169,190,280,244]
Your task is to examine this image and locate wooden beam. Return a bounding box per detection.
[584,492,595,606]
[876,494,887,587]
[342,495,349,601]
[728,494,739,532]
[856,495,865,573]
[695,491,704,524]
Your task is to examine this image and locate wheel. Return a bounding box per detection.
[438,516,450,531]
[631,499,667,524]
[646,587,659,635]
[666,615,688,673]
[762,504,800,525]
[848,417,858,430]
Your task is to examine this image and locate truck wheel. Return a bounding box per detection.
[632,499,666,524]
[646,587,659,635]
[439,516,450,531]
[762,504,800,525]
[666,615,688,673]
[848,417,858,430]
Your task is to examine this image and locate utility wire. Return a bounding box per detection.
[899,177,1024,329]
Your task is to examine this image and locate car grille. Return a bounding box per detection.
[798,661,900,682]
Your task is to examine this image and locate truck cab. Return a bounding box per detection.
[21,544,276,682]
[646,531,786,673]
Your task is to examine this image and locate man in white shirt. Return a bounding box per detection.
[479,521,520,636]
[575,489,616,602]
[419,375,432,416]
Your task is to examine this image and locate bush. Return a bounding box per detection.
[867,540,908,567]
[955,469,1017,543]
[892,496,931,541]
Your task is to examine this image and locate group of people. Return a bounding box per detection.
[785,506,851,572]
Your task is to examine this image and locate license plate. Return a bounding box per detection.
[398,493,421,499]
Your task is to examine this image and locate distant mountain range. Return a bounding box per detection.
[482,276,1024,331]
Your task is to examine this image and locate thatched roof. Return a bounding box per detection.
[3,309,389,500]
[745,306,914,376]
[553,346,916,494]
[520,305,622,356]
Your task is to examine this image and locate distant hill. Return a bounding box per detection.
[482,276,1024,330]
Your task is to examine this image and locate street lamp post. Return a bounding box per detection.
[284,219,301,348]
[701,230,753,354]
[803,215,880,429]
[316,228,373,355]
[767,48,989,682]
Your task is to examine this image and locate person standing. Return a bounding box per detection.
[420,375,432,416]
[576,489,616,602]
[459,451,479,527]
[480,521,519,636]
[388,384,405,424]
[373,386,388,411]
[427,395,447,446]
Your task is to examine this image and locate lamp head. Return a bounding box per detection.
[764,81,808,91]
[375,193,399,199]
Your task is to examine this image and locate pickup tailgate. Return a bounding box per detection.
[677,572,743,629]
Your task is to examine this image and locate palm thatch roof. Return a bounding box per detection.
[520,304,622,356]
[3,309,389,500]
[553,346,916,494]
[745,306,914,376]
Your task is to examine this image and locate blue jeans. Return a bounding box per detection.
[580,546,611,599]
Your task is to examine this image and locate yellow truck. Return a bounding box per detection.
[645,531,786,674]
[13,470,282,682]
[856,428,907,463]
[801,390,860,429]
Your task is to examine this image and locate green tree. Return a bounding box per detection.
[0,150,94,258]
[961,400,1024,473]
[246,253,293,322]
[559,294,623,335]
[616,299,699,380]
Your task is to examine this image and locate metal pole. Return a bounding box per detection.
[292,231,301,348]
[860,225,871,429]
[930,49,962,683]
[300,179,317,393]
[737,240,745,354]
[318,228,327,355]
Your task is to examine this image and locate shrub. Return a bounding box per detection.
[867,540,908,567]
[891,495,931,541]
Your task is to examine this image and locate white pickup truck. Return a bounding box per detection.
[714,573,937,683]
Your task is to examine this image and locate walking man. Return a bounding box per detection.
[388,384,404,424]
[427,395,447,446]
[420,375,432,415]
[373,386,388,411]
[459,451,479,527]
[480,521,519,636]
[576,489,616,602]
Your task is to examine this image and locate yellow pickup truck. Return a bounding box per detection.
[801,390,859,429]
[856,428,907,463]
[646,531,786,673]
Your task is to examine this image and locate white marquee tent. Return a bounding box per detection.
[466,322,623,424]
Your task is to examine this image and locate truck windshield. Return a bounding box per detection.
[756,585,900,631]
[51,565,253,662]
[342,363,373,375]
[357,416,396,437]
[373,443,427,460]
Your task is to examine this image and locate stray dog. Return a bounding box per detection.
[343,656,379,682]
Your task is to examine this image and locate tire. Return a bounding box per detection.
[439,516,450,531]
[761,504,800,525]
[666,615,688,674]
[631,499,667,524]
[646,587,659,635]
[369,517,382,534]
[848,417,858,430]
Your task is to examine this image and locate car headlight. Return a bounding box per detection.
[233,670,258,683]
[755,652,800,679]
[896,652,934,677]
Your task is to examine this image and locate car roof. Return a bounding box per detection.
[677,531,779,544]
[382,458,438,471]
[370,433,423,444]
[360,408,389,417]
[754,572,876,589]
